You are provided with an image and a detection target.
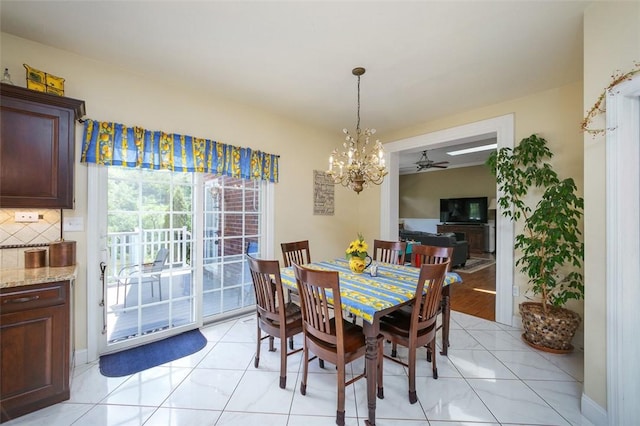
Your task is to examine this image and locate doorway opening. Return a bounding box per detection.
[380,114,515,326]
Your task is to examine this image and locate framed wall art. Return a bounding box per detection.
[313,170,334,215]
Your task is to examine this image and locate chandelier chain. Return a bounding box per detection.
[356,74,361,134]
[326,66,388,194]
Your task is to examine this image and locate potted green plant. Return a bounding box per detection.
[487,134,584,353]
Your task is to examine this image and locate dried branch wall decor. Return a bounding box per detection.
[581,61,640,136]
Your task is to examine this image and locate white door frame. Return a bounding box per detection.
[85,169,276,362]
[605,75,640,425]
[86,164,105,362]
[86,167,203,359]
[380,114,515,326]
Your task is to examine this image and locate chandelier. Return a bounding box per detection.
[327,67,387,194]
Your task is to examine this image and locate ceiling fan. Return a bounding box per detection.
[416,150,449,171]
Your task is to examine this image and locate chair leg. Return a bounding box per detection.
[289,336,294,350]
[336,363,346,426]
[391,342,398,358]
[427,317,436,361]
[431,339,438,380]
[300,344,308,395]
[269,335,275,352]
[279,331,287,389]
[254,323,261,368]
[408,347,417,404]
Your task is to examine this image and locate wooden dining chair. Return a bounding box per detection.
[280,240,311,336]
[372,239,407,265]
[280,240,311,267]
[293,263,382,426]
[247,255,303,389]
[392,244,454,360]
[410,244,454,270]
[378,261,449,404]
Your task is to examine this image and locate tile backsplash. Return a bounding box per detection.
[0,209,62,269]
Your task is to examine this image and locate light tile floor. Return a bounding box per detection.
[5,311,594,426]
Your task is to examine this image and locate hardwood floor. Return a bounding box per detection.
[450,255,496,321]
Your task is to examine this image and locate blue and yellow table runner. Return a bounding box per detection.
[280,258,462,324]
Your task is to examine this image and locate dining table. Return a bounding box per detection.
[280,258,462,426]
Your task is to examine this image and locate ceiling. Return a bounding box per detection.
[0,1,589,174]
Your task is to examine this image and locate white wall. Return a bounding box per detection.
[400,218,440,233]
[384,81,585,324]
[0,32,364,352]
[583,1,640,415]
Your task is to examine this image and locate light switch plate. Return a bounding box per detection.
[63,216,84,232]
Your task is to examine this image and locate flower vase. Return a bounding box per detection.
[349,256,372,274]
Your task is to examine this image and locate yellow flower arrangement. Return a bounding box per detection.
[346,234,369,274]
[346,233,369,260]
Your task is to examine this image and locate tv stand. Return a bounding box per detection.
[437,223,488,254]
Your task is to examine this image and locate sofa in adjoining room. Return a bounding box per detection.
[399,230,469,267]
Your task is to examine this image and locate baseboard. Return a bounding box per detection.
[573,329,585,351]
[511,314,522,329]
[581,393,607,426]
[74,348,89,367]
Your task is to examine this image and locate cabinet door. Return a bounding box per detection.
[438,224,486,253]
[0,284,70,422]
[0,84,84,209]
[465,230,484,252]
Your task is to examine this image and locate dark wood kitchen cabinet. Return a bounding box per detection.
[0,280,71,422]
[0,83,85,209]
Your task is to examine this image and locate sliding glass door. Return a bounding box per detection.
[103,168,197,348]
[95,168,267,354]
[202,175,260,318]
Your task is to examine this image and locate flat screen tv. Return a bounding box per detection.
[440,197,488,224]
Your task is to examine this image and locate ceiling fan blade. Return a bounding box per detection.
[431,161,449,166]
[432,165,448,168]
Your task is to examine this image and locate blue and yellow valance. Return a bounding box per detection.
[80,119,279,183]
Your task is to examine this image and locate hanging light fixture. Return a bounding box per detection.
[327,67,387,194]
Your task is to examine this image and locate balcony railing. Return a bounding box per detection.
[107,227,191,281]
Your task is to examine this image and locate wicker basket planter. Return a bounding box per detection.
[519,302,581,353]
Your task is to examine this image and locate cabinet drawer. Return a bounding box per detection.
[0,282,68,314]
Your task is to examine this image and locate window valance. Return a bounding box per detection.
[80,119,279,183]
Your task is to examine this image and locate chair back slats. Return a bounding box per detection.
[247,256,286,321]
[411,245,454,271]
[150,247,169,272]
[414,262,449,334]
[293,264,340,347]
[281,240,311,267]
[373,239,407,265]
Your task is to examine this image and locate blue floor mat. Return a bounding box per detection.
[99,329,207,377]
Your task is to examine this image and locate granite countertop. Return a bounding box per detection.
[0,265,77,289]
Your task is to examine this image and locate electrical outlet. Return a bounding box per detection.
[15,211,39,223]
[512,286,520,297]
